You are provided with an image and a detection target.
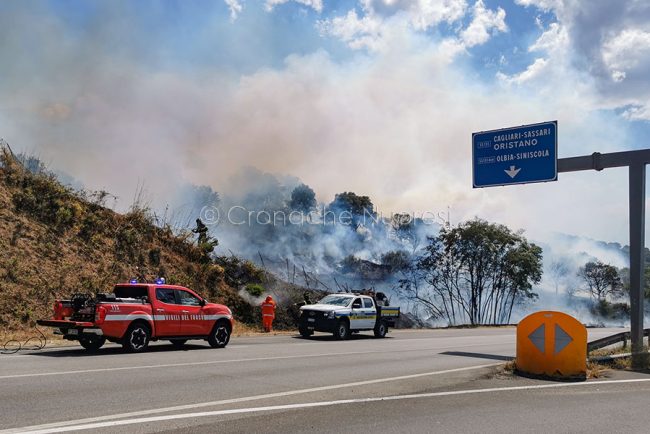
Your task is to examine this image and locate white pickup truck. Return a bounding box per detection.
[298,293,400,340]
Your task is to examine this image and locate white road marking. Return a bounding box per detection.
[1,363,499,433]
[14,377,650,433]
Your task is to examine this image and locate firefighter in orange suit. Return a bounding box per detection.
[261,296,276,332]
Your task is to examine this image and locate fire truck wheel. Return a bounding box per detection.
[79,336,106,352]
[208,321,231,348]
[334,320,350,340]
[374,321,388,338]
[123,322,151,352]
[170,339,187,348]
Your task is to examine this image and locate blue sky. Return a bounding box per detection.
[36,0,552,76]
[1,0,649,244]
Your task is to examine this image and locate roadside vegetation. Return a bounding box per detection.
[0,148,308,336]
[2,142,645,336]
[398,219,543,326]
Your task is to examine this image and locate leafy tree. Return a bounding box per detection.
[548,260,570,295]
[391,213,422,253]
[327,192,375,228]
[328,192,374,216]
[578,261,622,301]
[380,250,411,273]
[619,266,650,299]
[399,219,542,325]
[289,183,316,213]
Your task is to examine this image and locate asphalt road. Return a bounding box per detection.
[1,327,646,433]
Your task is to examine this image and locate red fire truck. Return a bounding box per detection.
[37,281,233,352]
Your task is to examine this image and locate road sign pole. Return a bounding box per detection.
[558,151,649,369]
[629,163,647,367]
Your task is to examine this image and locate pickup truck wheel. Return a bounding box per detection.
[122,323,150,352]
[299,328,313,338]
[79,336,106,352]
[170,339,187,348]
[334,320,350,340]
[208,322,230,348]
[374,321,388,338]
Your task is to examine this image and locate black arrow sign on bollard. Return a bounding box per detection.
[528,324,545,354]
[527,323,573,356]
[555,324,573,355]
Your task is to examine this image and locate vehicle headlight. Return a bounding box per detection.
[326,311,336,319]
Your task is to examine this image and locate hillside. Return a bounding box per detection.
[0,149,304,337]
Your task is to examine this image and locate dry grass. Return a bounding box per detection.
[232,320,296,337]
[611,357,632,370]
[506,359,599,380]
[232,320,262,336]
[0,154,273,335]
[590,344,634,358]
[502,360,517,374]
[486,360,518,380]
[588,345,650,371]
[0,327,73,352]
[586,361,610,379]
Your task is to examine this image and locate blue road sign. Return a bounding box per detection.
[473,121,557,188]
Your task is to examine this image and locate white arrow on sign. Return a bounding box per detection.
[504,165,521,178]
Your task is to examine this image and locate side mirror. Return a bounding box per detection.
[199,299,206,307]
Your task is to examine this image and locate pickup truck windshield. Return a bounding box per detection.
[318,295,353,307]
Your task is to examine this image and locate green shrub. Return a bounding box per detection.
[78,212,101,241]
[215,256,264,287]
[115,226,142,262]
[592,299,630,320]
[10,168,80,232]
[148,248,161,267]
[55,206,74,229]
[204,264,224,290]
[245,283,265,297]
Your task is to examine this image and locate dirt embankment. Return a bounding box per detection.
[0,149,303,338]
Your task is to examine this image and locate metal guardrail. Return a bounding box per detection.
[587,328,650,353]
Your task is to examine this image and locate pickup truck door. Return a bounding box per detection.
[349,298,364,330]
[153,288,181,336]
[175,289,211,336]
[361,297,377,328]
